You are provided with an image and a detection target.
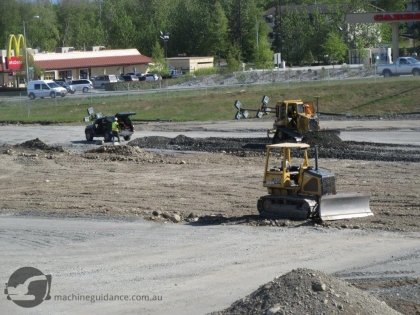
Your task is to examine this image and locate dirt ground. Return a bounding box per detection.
[2,135,420,233]
[1,120,420,314]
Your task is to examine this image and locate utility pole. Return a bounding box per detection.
[160,31,170,58]
[256,20,259,51]
[23,16,39,84]
[239,0,242,47]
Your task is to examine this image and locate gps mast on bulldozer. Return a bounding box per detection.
[234,96,325,143]
[259,143,373,221]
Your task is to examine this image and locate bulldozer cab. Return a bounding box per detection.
[264,143,310,193]
[276,101,316,132]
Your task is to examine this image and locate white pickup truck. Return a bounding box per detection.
[376,57,420,77]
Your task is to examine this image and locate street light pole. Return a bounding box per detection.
[159,31,170,59]
[23,16,39,84]
[23,20,28,85]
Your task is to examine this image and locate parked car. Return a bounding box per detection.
[68,79,94,93]
[92,75,118,88]
[54,80,76,94]
[27,80,67,100]
[376,57,420,77]
[85,112,136,142]
[141,73,159,81]
[117,76,125,82]
[121,75,139,82]
[162,70,185,79]
[125,72,143,77]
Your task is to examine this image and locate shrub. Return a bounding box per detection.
[193,67,218,77]
[236,72,247,84]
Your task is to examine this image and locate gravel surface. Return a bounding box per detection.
[209,268,402,315]
[1,118,420,314]
[1,216,418,315]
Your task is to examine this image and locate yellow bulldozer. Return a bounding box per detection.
[234,96,334,143]
[258,143,373,221]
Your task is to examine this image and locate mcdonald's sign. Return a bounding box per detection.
[6,34,25,70]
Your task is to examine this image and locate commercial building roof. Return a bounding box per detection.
[34,49,152,70]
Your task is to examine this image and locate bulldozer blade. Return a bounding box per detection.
[318,191,373,221]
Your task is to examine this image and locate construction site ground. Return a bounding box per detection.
[0,117,420,315]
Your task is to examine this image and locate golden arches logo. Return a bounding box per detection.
[7,34,25,70]
[8,34,25,58]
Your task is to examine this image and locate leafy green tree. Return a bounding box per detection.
[241,0,266,61]
[148,41,169,76]
[322,32,348,64]
[1,0,401,75]
[280,7,313,66]
[249,19,273,68]
[168,0,213,57]
[228,0,252,50]
[309,5,343,63]
[102,0,137,49]
[374,0,407,11]
[226,41,243,71]
[11,0,61,52]
[0,0,22,49]
[207,1,229,66]
[339,0,382,49]
[251,36,273,68]
[129,0,174,57]
[55,0,106,49]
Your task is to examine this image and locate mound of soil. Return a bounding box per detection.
[304,131,344,148]
[83,144,156,162]
[85,144,144,156]
[129,134,343,153]
[128,136,174,148]
[209,268,401,315]
[128,133,420,162]
[14,138,66,152]
[128,135,259,153]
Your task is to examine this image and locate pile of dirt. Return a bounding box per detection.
[128,133,420,162]
[304,132,344,148]
[128,136,174,148]
[81,145,182,164]
[209,268,401,315]
[129,134,343,154]
[83,144,161,163]
[128,135,263,153]
[85,144,145,156]
[14,138,66,152]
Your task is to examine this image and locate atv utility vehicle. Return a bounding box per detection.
[85,112,135,142]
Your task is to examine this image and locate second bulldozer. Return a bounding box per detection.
[235,96,333,143]
[258,143,373,221]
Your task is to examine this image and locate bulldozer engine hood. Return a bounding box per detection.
[301,168,336,196]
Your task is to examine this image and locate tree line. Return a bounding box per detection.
[0,0,411,70]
